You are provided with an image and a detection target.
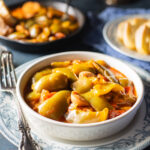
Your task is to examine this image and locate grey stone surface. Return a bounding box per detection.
[0,133,16,150]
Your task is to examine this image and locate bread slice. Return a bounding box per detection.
[117,18,147,50]
[135,21,150,55]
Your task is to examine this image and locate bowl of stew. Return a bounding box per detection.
[16,51,144,141]
[0,1,85,51]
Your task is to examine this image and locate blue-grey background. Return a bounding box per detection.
[1,0,150,149]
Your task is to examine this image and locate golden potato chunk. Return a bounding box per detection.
[38,90,71,120]
[32,72,68,92]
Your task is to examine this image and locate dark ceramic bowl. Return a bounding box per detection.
[0,1,85,52]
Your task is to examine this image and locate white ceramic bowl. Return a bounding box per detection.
[16,51,144,142]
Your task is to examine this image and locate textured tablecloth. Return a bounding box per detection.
[83,7,150,72]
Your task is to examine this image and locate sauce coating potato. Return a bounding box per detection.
[25,60,137,124]
[38,90,70,120]
[32,72,68,93]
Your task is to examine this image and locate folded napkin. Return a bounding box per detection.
[83,7,150,72]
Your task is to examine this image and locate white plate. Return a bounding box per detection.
[0,56,150,150]
[103,15,150,62]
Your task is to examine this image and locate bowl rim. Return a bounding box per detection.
[0,1,85,46]
[16,51,144,127]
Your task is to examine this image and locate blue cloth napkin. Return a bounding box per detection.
[83,7,150,72]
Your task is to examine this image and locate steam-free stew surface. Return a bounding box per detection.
[25,60,137,124]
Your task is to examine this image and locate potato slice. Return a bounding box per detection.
[52,68,77,81]
[92,83,125,96]
[135,22,150,55]
[117,18,147,50]
[72,62,96,75]
[117,21,126,42]
[72,77,93,93]
[122,22,136,50]
[32,68,52,83]
[66,108,109,124]
[38,90,71,120]
[22,1,41,19]
[71,91,90,107]
[26,91,41,102]
[0,16,13,36]
[81,91,112,111]
[51,61,71,68]
[0,0,17,26]
[32,72,68,92]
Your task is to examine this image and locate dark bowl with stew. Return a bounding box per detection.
[0,1,85,52]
